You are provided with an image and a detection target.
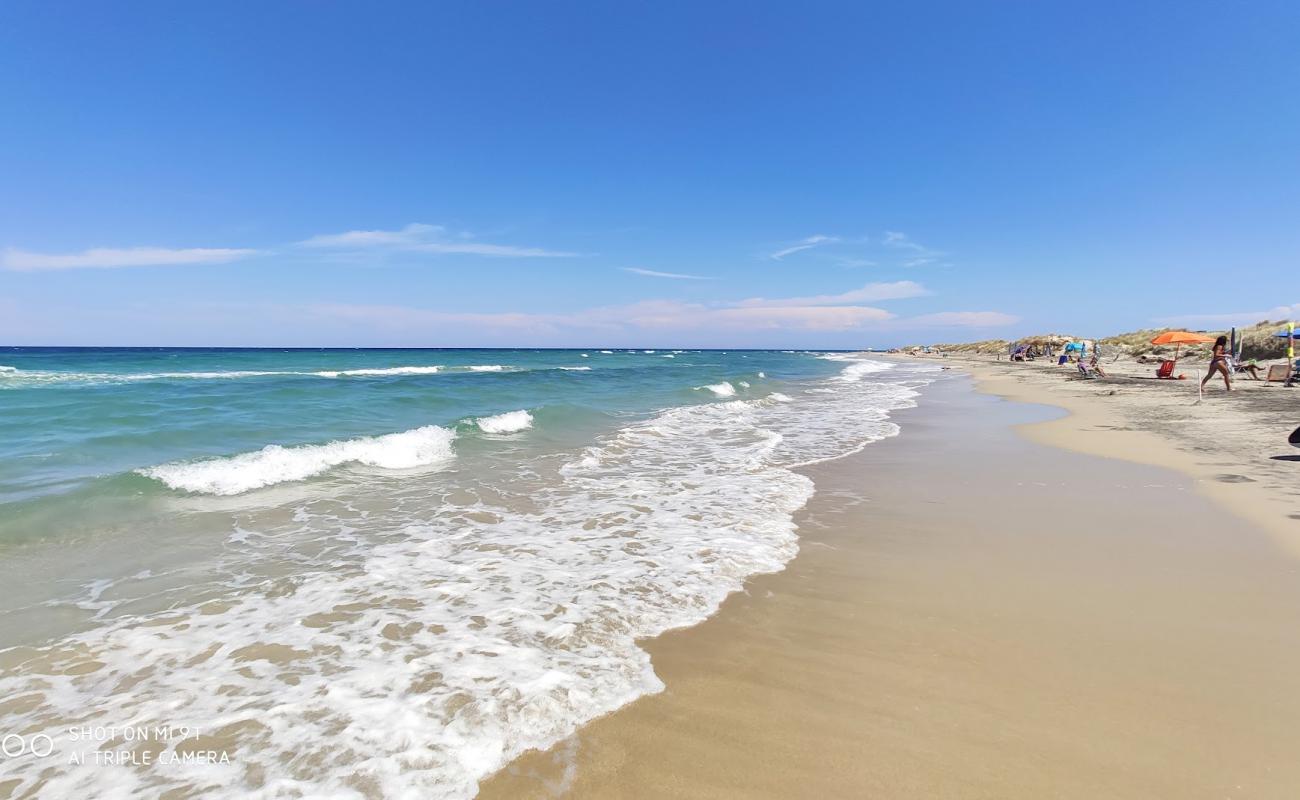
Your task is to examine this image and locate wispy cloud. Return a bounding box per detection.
[309,298,896,333]
[621,267,715,280]
[301,279,1011,336]
[1154,305,1300,328]
[766,230,949,269]
[299,222,577,258]
[902,311,1019,327]
[1,246,258,271]
[769,235,839,261]
[883,231,944,267]
[736,280,929,308]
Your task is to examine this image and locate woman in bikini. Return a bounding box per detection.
[1201,334,1232,391]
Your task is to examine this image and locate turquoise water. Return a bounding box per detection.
[0,346,939,798]
[1,347,827,509]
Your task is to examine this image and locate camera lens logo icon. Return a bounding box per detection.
[2,734,55,758]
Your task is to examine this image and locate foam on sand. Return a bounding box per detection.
[474,409,534,434]
[138,425,456,495]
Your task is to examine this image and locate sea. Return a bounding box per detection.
[0,346,938,798]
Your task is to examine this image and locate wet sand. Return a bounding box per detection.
[944,354,1300,556]
[480,372,1300,799]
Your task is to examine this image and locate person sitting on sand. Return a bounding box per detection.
[1230,355,1262,380]
[1088,352,1107,378]
[1201,335,1232,391]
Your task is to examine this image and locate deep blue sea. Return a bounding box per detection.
[0,346,938,797]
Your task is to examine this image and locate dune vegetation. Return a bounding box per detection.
[909,320,1295,362]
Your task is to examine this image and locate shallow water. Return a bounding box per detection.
[0,347,936,798]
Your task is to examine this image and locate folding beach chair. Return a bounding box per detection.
[1155,360,1176,379]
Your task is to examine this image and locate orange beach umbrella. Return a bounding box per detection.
[1149,331,1216,346]
[1150,330,1216,365]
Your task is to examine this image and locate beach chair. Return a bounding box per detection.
[1155,360,1176,379]
[1267,364,1291,382]
[1228,356,1262,380]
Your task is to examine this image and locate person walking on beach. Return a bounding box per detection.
[1201,335,1232,391]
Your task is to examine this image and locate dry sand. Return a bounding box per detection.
[479,370,1300,799]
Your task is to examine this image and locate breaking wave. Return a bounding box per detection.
[138,426,457,495]
[474,410,534,434]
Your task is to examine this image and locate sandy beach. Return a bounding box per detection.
[481,368,1300,798]
[944,352,1300,556]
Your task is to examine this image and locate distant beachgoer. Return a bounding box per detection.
[1230,356,1262,380]
[1088,353,1107,378]
[1201,335,1232,391]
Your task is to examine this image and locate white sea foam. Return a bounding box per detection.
[315,366,443,377]
[0,357,935,799]
[0,365,17,373]
[600,350,613,354]
[663,354,675,358]
[468,365,506,372]
[580,353,589,358]
[138,425,456,495]
[474,409,534,434]
[558,366,591,371]
[698,381,736,397]
[1,365,450,386]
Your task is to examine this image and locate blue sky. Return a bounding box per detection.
[2,1,1298,347]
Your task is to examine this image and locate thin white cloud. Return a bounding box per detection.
[1155,305,1300,328]
[301,280,1014,336]
[621,267,715,280]
[299,223,443,248]
[883,231,944,266]
[309,298,896,334]
[903,311,1019,327]
[410,242,576,257]
[737,280,929,308]
[1,247,258,271]
[769,235,839,260]
[298,222,576,257]
[883,231,922,250]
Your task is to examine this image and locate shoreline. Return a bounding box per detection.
[480,370,1300,798]
[917,354,1300,558]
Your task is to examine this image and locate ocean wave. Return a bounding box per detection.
[0,364,554,387]
[697,381,736,397]
[138,425,456,495]
[833,359,893,382]
[314,366,443,377]
[474,409,534,434]
[0,360,936,799]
